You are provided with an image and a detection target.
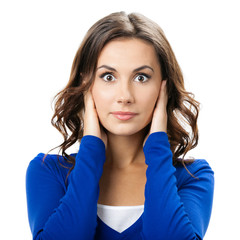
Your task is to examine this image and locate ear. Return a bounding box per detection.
[82,80,87,86]
[81,78,89,92]
[80,74,85,84]
[78,108,85,118]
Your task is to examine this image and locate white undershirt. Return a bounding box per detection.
[97,203,144,233]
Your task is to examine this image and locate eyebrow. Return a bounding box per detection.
[97,65,154,73]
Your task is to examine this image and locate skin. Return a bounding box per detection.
[83,38,168,170]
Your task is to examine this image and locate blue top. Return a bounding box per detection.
[26,132,214,240]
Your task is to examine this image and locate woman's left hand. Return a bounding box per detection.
[143,80,168,147]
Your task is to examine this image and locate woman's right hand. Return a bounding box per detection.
[83,87,108,148]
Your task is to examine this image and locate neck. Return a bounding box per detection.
[104,126,149,170]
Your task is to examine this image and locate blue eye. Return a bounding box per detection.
[134,74,150,83]
[100,73,116,82]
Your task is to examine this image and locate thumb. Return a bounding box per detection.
[143,132,150,147]
[83,90,101,138]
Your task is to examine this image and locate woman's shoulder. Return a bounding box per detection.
[174,159,214,186]
[192,159,213,171]
[175,158,213,172]
[26,153,76,183]
[29,153,71,168]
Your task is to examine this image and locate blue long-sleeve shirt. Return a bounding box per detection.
[26,132,214,239]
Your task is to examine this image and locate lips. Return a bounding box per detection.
[111,111,138,121]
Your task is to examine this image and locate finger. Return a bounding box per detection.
[149,80,168,134]
[83,90,100,137]
[84,89,96,110]
[156,80,168,111]
[100,125,108,148]
[143,132,150,147]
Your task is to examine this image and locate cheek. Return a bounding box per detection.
[92,84,112,114]
[138,87,159,114]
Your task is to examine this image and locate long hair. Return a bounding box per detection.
[49,11,200,176]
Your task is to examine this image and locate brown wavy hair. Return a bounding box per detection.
[49,11,200,176]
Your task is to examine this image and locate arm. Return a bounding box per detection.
[141,131,214,240]
[26,136,106,240]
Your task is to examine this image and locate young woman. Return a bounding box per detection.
[26,12,214,240]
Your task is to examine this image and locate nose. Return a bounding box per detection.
[116,81,134,105]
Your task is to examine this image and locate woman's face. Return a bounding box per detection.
[91,38,162,136]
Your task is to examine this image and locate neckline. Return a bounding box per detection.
[96,213,143,236]
[97,203,144,209]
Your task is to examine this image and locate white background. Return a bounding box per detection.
[1,0,239,239]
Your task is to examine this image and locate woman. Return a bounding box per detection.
[26,11,214,240]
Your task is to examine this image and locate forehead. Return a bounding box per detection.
[97,38,160,68]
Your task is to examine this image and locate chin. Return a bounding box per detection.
[101,121,151,137]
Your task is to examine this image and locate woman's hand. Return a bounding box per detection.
[143,80,168,147]
[83,86,108,148]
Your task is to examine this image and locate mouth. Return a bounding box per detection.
[111,111,138,121]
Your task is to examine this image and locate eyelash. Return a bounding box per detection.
[99,72,151,84]
[99,72,115,83]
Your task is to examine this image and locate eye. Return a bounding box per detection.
[100,73,116,82]
[134,73,150,83]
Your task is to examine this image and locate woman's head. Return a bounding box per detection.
[92,37,162,137]
[52,11,199,167]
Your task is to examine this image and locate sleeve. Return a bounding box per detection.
[141,132,214,240]
[26,135,106,240]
